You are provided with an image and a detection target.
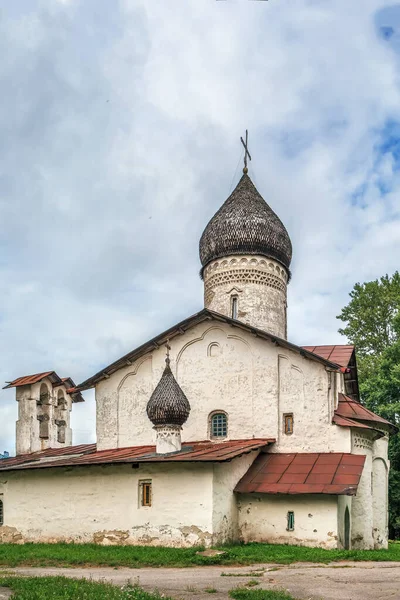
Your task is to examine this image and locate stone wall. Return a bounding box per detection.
[0,463,214,547]
[203,255,288,338]
[238,494,339,548]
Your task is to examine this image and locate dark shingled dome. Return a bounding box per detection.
[199,174,292,277]
[146,360,190,427]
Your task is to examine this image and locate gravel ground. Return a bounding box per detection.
[3,562,400,600]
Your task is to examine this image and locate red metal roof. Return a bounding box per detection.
[335,394,396,432]
[3,372,84,403]
[3,372,59,388]
[234,452,365,496]
[301,345,354,368]
[0,439,274,472]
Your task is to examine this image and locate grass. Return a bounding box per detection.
[204,588,218,593]
[230,589,296,600]
[0,541,399,568]
[0,577,171,600]
[244,579,261,587]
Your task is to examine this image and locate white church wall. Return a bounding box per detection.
[237,494,339,548]
[337,495,352,549]
[212,452,257,544]
[95,319,351,453]
[372,434,389,549]
[351,431,374,549]
[0,463,214,547]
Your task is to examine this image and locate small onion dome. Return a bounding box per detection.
[146,358,190,427]
[199,173,292,277]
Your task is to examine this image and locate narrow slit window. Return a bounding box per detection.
[284,414,294,435]
[140,481,152,507]
[211,412,227,438]
[231,296,238,320]
[287,511,294,531]
[0,499,3,526]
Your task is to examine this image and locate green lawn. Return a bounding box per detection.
[0,541,399,568]
[0,577,170,600]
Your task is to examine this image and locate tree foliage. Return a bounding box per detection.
[337,272,400,379]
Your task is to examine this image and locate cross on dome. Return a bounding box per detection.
[240,129,252,174]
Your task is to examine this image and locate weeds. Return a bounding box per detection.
[0,577,172,600]
[230,589,296,600]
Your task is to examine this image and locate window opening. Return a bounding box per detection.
[284,414,294,435]
[287,511,294,531]
[211,412,227,438]
[231,296,238,320]
[0,500,3,526]
[140,481,152,507]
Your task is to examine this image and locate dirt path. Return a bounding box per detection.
[4,562,400,600]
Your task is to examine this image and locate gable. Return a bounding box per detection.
[77,309,340,392]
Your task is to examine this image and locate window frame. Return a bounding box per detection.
[209,411,228,439]
[139,480,152,507]
[0,498,3,526]
[283,413,294,435]
[287,510,294,531]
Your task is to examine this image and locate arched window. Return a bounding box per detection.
[57,389,66,408]
[39,383,50,405]
[0,499,3,526]
[210,412,228,439]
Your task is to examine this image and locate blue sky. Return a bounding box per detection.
[1,0,400,453]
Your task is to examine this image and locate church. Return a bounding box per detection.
[0,148,395,550]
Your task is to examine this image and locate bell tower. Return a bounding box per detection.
[3,372,83,455]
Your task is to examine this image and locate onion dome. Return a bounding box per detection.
[199,173,292,277]
[146,350,190,427]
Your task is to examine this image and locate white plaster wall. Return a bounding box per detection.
[337,495,352,549]
[212,452,257,544]
[96,319,350,453]
[351,431,373,549]
[0,463,214,547]
[372,434,389,549]
[203,255,288,338]
[16,379,73,455]
[238,494,339,548]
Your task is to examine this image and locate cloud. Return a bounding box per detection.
[1,0,400,453]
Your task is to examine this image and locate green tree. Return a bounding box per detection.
[337,272,400,379]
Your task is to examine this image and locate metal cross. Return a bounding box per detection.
[240,129,252,173]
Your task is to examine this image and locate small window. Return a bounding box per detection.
[0,499,3,526]
[211,412,228,438]
[287,511,294,531]
[139,481,152,507]
[284,413,294,435]
[231,296,238,320]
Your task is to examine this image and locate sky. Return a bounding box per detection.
[1,0,400,454]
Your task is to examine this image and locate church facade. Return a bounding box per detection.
[0,170,395,550]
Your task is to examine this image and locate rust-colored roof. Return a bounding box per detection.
[0,439,274,472]
[335,394,396,432]
[77,310,340,391]
[3,372,60,388]
[301,345,354,368]
[3,372,84,403]
[235,452,365,496]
